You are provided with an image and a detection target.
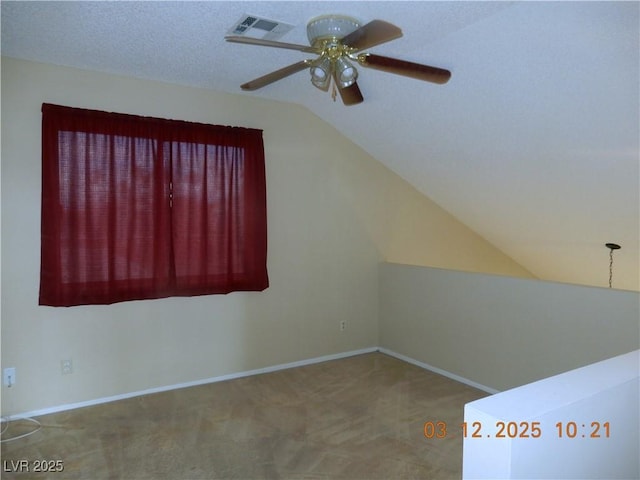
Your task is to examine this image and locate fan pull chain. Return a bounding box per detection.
[331,80,337,102]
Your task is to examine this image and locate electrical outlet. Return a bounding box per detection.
[4,367,16,387]
[61,359,73,375]
[340,320,346,331]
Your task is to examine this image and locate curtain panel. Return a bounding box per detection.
[40,103,268,307]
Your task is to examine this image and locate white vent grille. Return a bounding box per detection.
[228,14,295,41]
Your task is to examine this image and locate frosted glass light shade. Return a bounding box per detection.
[335,57,358,87]
[307,15,360,46]
[310,57,332,90]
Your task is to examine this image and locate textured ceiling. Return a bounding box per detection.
[2,1,639,291]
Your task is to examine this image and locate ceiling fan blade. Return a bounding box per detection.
[335,81,364,106]
[225,36,320,54]
[340,20,403,52]
[241,60,311,91]
[357,53,451,84]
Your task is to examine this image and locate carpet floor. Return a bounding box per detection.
[1,352,487,479]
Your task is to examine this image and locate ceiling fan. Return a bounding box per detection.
[225,15,451,106]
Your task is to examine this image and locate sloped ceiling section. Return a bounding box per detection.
[2,1,638,291]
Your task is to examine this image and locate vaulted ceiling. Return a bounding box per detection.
[2,1,638,291]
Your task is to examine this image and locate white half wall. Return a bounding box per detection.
[462,350,639,479]
[379,262,640,391]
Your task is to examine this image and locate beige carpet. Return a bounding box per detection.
[1,353,487,479]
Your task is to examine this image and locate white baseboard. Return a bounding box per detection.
[8,346,497,420]
[8,347,378,420]
[378,348,500,394]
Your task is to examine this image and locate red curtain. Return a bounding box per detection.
[40,103,268,306]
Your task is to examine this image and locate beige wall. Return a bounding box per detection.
[380,262,640,392]
[0,57,533,415]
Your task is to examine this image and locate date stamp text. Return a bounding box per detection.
[423,421,611,439]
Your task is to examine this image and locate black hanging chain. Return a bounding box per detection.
[609,248,614,288]
[605,243,621,289]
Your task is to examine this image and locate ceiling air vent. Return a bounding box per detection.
[228,14,295,41]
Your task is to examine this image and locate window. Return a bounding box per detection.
[40,103,268,307]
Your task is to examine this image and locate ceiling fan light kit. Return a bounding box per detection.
[225,14,452,105]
